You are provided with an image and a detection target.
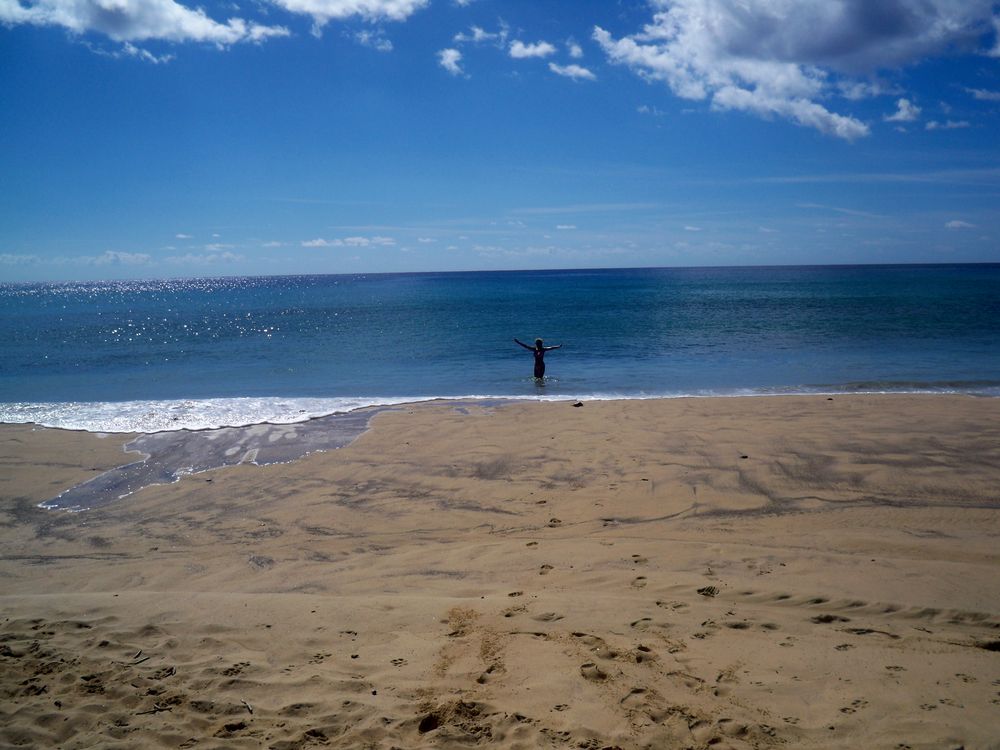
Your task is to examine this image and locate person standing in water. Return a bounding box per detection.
[514,337,562,379]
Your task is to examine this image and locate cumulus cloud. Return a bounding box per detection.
[945,220,976,229]
[884,98,920,122]
[567,40,583,59]
[509,40,556,59]
[437,47,464,76]
[548,62,596,81]
[268,0,428,31]
[0,0,289,45]
[593,0,1000,139]
[926,119,970,130]
[549,63,597,81]
[302,235,395,247]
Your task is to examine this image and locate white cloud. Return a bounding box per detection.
[302,235,395,247]
[166,251,243,264]
[175,233,193,239]
[353,28,392,51]
[884,98,920,122]
[838,79,897,100]
[453,21,508,48]
[509,40,556,59]
[91,250,151,265]
[684,225,702,232]
[0,0,289,45]
[926,119,970,130]
[416,237,436,243]
[268,0,428,31]
[555,224,576,230]
[945,220,976,229]
[261,240,285,247]
[0,253,40,265]
[438,47,464,76]
[593,0,1000,139]
[548,62,596,81]
[567,40,583,59]
[965,87,1000,101]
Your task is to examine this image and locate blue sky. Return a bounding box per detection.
[1,0,999,281]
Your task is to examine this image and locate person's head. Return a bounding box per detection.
[535,338,543,349]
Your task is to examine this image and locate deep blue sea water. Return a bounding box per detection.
[1,265,998,432]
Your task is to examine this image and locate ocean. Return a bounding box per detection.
[2,264,998,433]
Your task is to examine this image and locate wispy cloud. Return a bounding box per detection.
[965,87,1000,101]
[166,251,243,264]
[513,202,659,215]
[945,219,976,229]
[926,119,971,130]
[302,236,396,247]
[797,203,888,219]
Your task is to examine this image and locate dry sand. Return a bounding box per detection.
[1,395,998,749]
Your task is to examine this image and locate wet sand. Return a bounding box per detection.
[1,395,998,749]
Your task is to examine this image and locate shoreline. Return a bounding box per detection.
[3,385,1000,435]
[1,394,998,748]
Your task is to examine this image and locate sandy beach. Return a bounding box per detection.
[1,394,998,749]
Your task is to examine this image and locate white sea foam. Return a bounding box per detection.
[0,397,436,434]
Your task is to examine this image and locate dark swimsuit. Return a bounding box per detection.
[533,348,545,378]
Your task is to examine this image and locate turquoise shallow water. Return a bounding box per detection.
[1,264,998,432]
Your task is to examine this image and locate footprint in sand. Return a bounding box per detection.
[553,704,569,712]
[631,554,648,564]
[532,612,564,622]
[539,564,554,575]
[697,586,719,597]
[476,664,498,684]
[840,698,868,714]
[579,662,608,681]
[811,614,850,624]
[390,658,407,667]
[834,643,854,651]
[548,518,562,527]
[631,576,647,589]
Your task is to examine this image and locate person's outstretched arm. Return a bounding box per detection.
[544,344,562,351]
[514,338,534,350]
